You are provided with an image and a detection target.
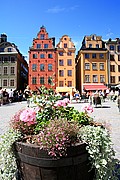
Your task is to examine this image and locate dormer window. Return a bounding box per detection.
[96,44,99,48]
[92,35,96,40]
[40,34,45,40]
[110,45,114,51]
[89,44,92,48]
[8,48,12,52]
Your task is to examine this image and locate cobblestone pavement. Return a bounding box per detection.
[0,100,120,161]
[70,99,120,161]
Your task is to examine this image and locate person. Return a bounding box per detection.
[117,95,120,112]
[8,89,14,103]
[0,87,3,106]
[3,89,9,104]
[74,91,80,103]
[24,86,31,107]
[18,90,23,102]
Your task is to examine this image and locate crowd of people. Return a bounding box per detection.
[0,86,31,106]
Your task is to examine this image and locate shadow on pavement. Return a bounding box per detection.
[94,106,111,108]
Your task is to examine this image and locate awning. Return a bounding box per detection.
[83,84,107,91]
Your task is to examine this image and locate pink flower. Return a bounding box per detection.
[63,98,70,104]
[55,100,63,107]
[20,108,37,126]
[55,98,70,107]
[81,104,93,113]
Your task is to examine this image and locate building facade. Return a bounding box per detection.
[105,38,120,88]
[56,35,76,96]
[76,34,108,93]
[28,26,56,91]
[0,34,28,91]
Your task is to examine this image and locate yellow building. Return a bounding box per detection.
[105,38,120,88]
[56,35,76,96]
[76,34,108,93]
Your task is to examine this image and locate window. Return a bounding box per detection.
[11,57,15,63]
[100,75,105,83]
[89,44,92,48]
[85,53,89,58]
[40,77,44,85]
[4,57,9,63]
[118,76,120,82]
[48,54,53,58]
[36,44,41,49]
[59,59,64,66]
[110,65,115,72]
[67,59,72,66]
[68,81,72,87]
[3,79,7,86]
[48,64,52,71]
[40,54,45,58]
[0,57,2,63]
[67,51,72,56]
[59,81,63,87]
[59,70,64,77]
[40,34,45,40]
[110,76,115,83]
[110,54,114,61]
[64,43,67,48]
[48,77,52,84]
[85,75,90,82]
[99,53,104,59]
[118,65,120,72]
[8,48,12,52]
[40,64,45,71]
[59,52,63,56]
[96,44,99,48]
[92,53,96,58]
[44,44,48,48]
[92,35,96,40]
[99,63,104,70]
[0,48,4,52]
[67,70,72,76]
[4,67,8,75]
[10,67,15,75]
[85,63,90,70]
[32,64,37,71]
[109,45,114,50]
[92,63,97,70]
[10,79,14,86]
[33,54,37,59]
[32,77,36,84]
[117,45,120,52]
[93,75,98,82]
[118,55,120,61]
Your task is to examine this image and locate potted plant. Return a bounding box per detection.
[0,86,119,180]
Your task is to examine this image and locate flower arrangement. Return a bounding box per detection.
[0,86,120,180]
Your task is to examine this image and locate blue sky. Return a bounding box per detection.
[0,0,120,59]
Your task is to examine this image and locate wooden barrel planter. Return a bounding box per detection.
[14,142,94,180]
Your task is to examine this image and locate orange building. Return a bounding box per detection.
[56,35,76,96]
[105,38,120,88]
[76,34,108,93]
[28,26,56,91]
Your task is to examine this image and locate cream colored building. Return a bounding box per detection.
[56,35,76,96]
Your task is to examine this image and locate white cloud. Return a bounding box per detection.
[46,6,65,13]
[46,5,79,13]
[105,28,114,38]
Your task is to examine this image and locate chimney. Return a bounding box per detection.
[0,33,7,43]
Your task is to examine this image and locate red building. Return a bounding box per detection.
[29,26,56,91]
